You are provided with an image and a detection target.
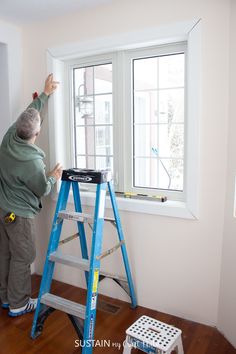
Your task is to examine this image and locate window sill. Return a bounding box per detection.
[54,190,196,220]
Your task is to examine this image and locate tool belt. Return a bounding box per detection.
[4,212,16,224]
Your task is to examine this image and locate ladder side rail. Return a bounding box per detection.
[31,180,71,338]
[72,182,89,285]
[82,183,107,354]
[107,181,137,308]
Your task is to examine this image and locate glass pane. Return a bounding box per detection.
[158,124,184,158]
[134,53,185,91]
[94,64,112,94]
[74,66,94,123]
[159,53,185,88]
[74,68,85,96]
[133,52,185,191]
[134,125,158,157]
[74,62,113,175]
[134,123,184,159]
[159,89,184,123]
[83,67,94,95]
[96,156,113,170]
[134,158,158,188]
[75,107,95,126]
[74,67,94,96]
[134,91,157,124]
[76,126,95,156]
[95,126,113,155]
[134,157,183,191]
[76,155,86,169]
[75,127,85,155]
[133,57,158,90]
[87,155,96,169]
[158,158,183,190]
[95,94,112,124]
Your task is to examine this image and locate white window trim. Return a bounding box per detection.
[47,19,202,220]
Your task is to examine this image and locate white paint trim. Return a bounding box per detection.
[50,190,195,219]
[80,192,195,219]
[47,19,202,219]
[48,19,199,59]
[185,20,202,218]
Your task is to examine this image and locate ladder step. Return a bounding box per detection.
[58,210,115,224]
[62,168,112,184]
[50,250,127,282]
[49,251,89,271]
[58,210,93,223]
[41,293,86,319]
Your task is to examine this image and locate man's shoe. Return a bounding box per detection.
[8,298,38,317]
[1,303,9,309]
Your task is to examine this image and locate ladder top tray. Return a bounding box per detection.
[62,168,112,184]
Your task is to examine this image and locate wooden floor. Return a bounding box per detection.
[0,274,235,354]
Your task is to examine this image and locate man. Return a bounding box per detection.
[0,74,62,317]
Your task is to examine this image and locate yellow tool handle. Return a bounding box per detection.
[4,212,16,223]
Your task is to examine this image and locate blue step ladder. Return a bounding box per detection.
[31,168,137,353]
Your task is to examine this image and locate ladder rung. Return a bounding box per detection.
[41,293,86,319]
[58,211,115,224]
[49,250,127,283]
[49,251,89,271]
[58,211,93,223]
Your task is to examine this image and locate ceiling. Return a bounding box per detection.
[0,0,113,24]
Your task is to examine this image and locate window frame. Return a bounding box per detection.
[47,19,201,219]
[66,53,117,192]
[122,43,187,201]
[67,43,187,200]
[67,54,115,170]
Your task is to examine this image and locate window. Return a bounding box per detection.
[69,43,186,200]
[73,63,113,171]
[48,20,201,218]
[132,52,185,192]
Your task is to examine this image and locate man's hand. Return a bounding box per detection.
[48,163,63,181]
[44,74,59,96]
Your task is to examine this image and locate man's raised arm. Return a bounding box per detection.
[28,74,59,114]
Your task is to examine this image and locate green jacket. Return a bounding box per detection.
[0,93,56,218]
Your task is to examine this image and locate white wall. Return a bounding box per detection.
[0,42,10,138]
[0,20,29,271]
[22,0,230,326]
[0,19,23,139]
[217,0,236,347]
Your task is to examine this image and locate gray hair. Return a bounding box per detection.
[16,108,41,140]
